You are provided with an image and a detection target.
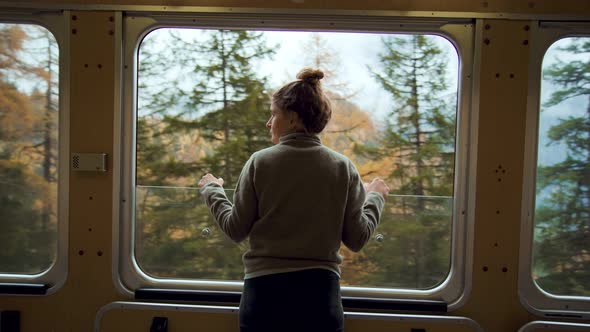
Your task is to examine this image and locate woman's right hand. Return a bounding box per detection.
[198,173,224,188]
[364,178,390,199]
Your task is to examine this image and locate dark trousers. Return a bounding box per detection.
[239,269,344,332]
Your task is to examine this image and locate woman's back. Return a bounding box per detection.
[245,132,353,278]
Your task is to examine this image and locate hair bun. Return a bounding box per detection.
[296,68,324,84]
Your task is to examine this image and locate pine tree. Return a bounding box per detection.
[134,29,274,279]
[534,38,590,296]
[157,29,274,187]
[359,35,456,289]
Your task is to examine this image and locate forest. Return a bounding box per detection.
[0,23,587,295]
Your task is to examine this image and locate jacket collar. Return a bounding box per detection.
[279,132,322,145]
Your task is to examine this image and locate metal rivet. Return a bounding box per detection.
[78,250,84,256]
[72,28,77,34]
[202,227,212,237]
[375,234,385,242]
[484,38,490,45]
[483,266,488,272]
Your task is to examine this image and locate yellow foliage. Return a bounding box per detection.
[0,81,34,139]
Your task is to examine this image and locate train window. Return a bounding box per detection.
[520,25,590,317]
[0,14,67,292]
[533,36,589,298]
[119,14,474,304]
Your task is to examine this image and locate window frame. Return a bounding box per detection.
[0,10,70,295]
[519,21,590,319]
[115,10,477,309]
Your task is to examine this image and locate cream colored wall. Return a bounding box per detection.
[457,18,534,331]
[0,1,588,331]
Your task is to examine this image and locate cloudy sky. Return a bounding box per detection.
[257,30,459,121]
[142,28,459,123]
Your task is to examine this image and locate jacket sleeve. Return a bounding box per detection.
[199,156,258,243]
[342,161,385,252]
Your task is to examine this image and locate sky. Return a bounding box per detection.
[264,31,460,123]
[256,30,456,122]
[142,28,460,123]
[537,37,589,167]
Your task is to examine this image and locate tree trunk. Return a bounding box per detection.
[41,35,53,232]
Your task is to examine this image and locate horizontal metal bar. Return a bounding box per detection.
[0,2,589,21]
[136,185,452,199]
[135,288,447,312]
[343,296,447,312]
[136,289,241,303]
[0,283,49,295]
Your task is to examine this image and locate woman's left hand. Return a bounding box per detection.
[198,173,224,188]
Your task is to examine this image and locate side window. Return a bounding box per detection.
[520,29,590,318]
[533,36,589,297]
[0,23,60,276]
[133,27,460,290]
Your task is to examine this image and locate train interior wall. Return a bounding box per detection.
[0,0,589,331]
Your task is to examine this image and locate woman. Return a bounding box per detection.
[198,68,389,332]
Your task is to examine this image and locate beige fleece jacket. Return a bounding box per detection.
[200,132,385,279]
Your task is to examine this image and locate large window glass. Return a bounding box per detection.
[533,36,589,297]
[0,23,59,275]
[134,28,459,290]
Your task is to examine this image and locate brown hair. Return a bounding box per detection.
[272,68,332,134]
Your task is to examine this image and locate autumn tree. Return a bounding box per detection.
[0,24,56,273]
[301,33,353,97]
[26,27,59,234]
[534,37,590,296]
